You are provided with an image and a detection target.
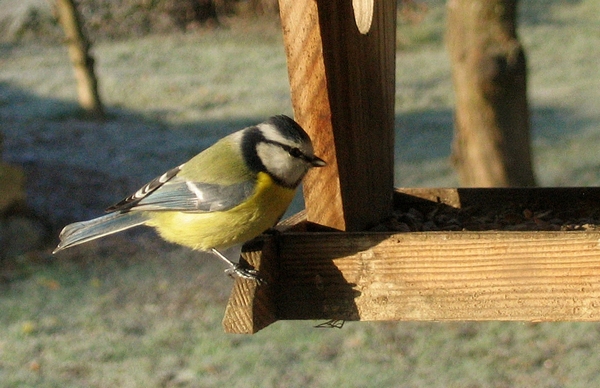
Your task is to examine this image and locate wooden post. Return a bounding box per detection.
[279,0,396,231]
[222,1,600,335]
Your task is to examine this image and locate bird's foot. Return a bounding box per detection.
[224,263,265,284]
[211,248,265,284]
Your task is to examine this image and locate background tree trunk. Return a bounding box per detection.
[55,0,104,118]
[446,0,536,187]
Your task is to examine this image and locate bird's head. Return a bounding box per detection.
[242,115,326,188]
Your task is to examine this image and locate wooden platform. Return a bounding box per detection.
[223,188,600,333]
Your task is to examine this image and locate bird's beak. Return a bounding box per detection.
[310,156,326,167]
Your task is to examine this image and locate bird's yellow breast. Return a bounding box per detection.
[146,172,296,251]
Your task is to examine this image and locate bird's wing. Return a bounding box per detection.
[106,165,256,213]
[106,165,183,212]
[131,179,255,212]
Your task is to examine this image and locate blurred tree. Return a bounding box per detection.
[159,0,280,29]
[246,0,279,15]
[0,135,25,215]
[446,0,536,187]
[0,132,30,258]
[54,0,104,118]
[164,0,220,29]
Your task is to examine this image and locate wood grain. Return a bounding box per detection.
[222,239,278,334]
[279,0,396,231]
[277,231,600,322]
[223,188,600,333]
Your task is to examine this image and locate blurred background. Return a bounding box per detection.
[1,0,600,386]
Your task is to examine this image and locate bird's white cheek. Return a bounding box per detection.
[256,143,309,186]
[266,155,295,178]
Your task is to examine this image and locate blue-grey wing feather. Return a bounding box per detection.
[131,178,256,212]
[106,165,183,212]
[106,162,255,213]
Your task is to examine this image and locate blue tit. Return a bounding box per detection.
[53,115,326,281]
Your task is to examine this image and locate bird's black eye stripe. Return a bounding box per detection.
[264,140,307,160]
[288,147,303,158]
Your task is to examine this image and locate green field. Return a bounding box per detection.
[1,1,600,386]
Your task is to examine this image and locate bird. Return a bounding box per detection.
[53,115,326,281]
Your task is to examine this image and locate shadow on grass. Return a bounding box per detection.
[519,0,585,25]
[2,80,595,231]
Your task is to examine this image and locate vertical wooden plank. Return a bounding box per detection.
[222,239,278,334]
[279,0,396,231]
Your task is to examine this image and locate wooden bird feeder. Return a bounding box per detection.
[222,0,600,333]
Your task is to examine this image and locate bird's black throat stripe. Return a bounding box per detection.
[241,126,307,189]
[241,126,268,173]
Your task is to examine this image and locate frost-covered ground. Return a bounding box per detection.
[1,1,600,386]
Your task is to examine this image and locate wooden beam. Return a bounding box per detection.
[224,229,600,333]
[275,230,600,322]
[278,0,396,231]
[222,188,600,333]
[393,187,600,210]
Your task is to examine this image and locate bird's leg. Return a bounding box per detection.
[211,248,264,283]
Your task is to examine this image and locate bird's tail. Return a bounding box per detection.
[53,211,149,253]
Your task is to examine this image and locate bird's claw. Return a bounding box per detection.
[225,264,265,284]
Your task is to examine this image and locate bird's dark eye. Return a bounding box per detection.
[289,147,304,158]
